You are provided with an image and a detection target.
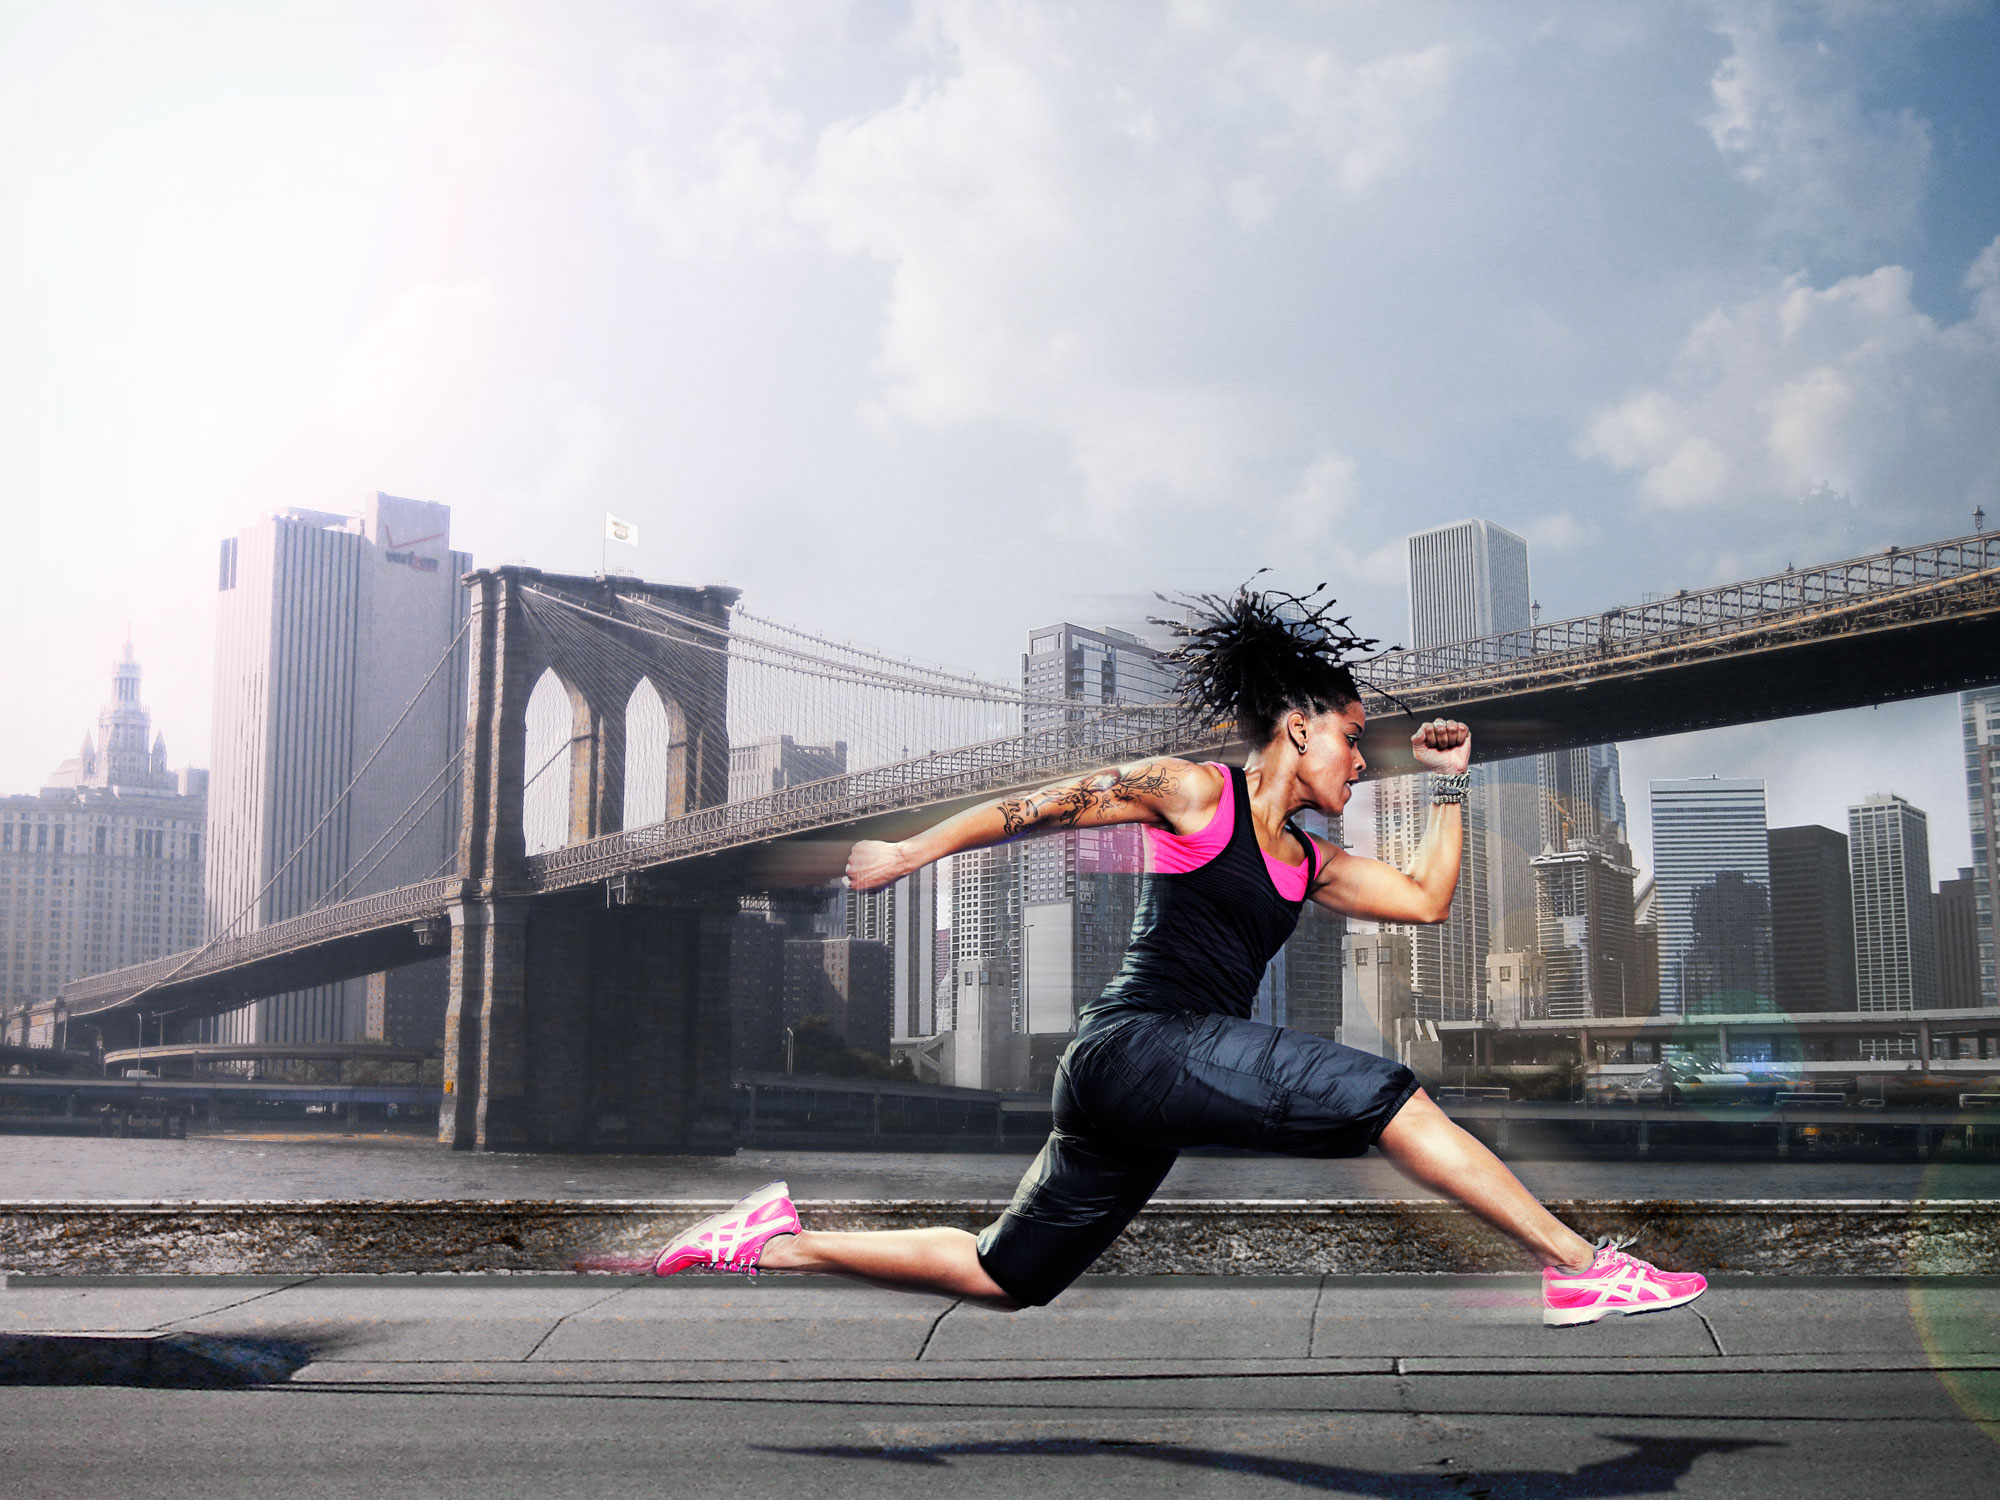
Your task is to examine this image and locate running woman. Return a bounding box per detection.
[639,585,1706,1328]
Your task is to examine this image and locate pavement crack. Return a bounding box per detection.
[1693,1306,1726,1357]
[1307,1272,1328,1358]
[523,1286,628,1363]
[913,1300,959,1362]
[157,1276,317,1331]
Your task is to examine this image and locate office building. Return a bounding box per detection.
[1,642,207,1015]
[729,905,791,1072]
[1342,928,1413,1059]
[839,865,941,1041]
[1538,744,1628,855]
[205,494,470,1045]
[1649,778,1773,1014]
[783,935,893,1060]
[728,735,847,805]
[1769,825,1857,1013]
[1404,519,1541,954]
[1406,520,1533,647]
[1245,809,1346,1036]
[1848,793,1938,1013]
[1963,688,2000,1005]
[959,622,1174,1044]
[1937,868,1981,1010]
[1375,771,1488,1022]
[1682,870,1775,1013]
[1529,838,1641,1018]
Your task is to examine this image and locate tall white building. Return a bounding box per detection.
[1406,520,1533,646]
[1649,778,1772,1015]
[205,494,470,1044]
[1963,688,2000,1005]
[1848,793,1938,1013]
[1,643,206,1018]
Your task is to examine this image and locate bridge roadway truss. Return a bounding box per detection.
[51,531,2000,1150]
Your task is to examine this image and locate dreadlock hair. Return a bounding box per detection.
[1153,574,1386,747]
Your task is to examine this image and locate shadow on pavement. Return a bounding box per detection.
[0,1333,313,1389]
[763,1432,1779,1494]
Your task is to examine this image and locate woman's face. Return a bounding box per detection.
[1290,703,1367,813]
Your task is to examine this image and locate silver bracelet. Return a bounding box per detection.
[1430,771,1470,805]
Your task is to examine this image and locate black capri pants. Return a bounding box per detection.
[975,1009,1421,1307]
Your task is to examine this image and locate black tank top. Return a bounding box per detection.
[1084,763,1319,1026]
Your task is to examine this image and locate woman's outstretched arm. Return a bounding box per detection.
[846,757,1219,892]
[1306,717,1471,925]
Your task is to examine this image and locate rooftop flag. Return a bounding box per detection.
[604,513,640,546]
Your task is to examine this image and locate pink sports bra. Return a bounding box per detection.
[1143,762,1313,901]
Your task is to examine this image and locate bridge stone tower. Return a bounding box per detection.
[440,567,741,1152]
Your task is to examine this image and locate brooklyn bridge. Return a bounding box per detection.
[43,528,2000,1150]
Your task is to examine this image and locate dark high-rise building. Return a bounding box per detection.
[729,908,790,1072]
[1683,871,1776,1013]
[1769,825,1858,1013]
[1937,867,1981,1010]
[783,936,893,1059]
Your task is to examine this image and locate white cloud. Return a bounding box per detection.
[1580,240,2000,528]
[795,3,1461,519]
[1703,9,1933,259]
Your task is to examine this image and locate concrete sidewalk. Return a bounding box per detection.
[4,1273,1996,1387]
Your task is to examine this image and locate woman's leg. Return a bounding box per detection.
[759,1226,1015,1305]
[1375,1089,1594,1271]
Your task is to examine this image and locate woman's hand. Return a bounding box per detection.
[845,839,911,892]
[1410,718,1472,775]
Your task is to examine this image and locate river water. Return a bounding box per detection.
[6,1131,1996,1201]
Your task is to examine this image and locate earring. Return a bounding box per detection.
[1295,737,1308,756]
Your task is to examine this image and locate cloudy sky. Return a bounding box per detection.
[3,1,1996,876]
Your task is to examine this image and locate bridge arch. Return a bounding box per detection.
[522,666,584,855]
[621,676,689,829]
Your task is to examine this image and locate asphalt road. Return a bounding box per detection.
[3,1275,1995,1498]
[2,1370,1995,1499]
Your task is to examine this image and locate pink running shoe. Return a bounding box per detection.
[1543,1236,1707,1327]
[649,1180,801,1279]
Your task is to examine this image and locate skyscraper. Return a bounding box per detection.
[957,622,1174,1042]
[1404,520,1542,955]
[1406,520,1533,646]
[1936,867,1981,1010]
[1375,772,1488,1021]
[1390,520,1535,1020]
[1848,793,1938,1013]
[205,495,470,1045]
[1,642,207,1016]
[1769,825,1857,1013]
[1649,778,1773,1014]
[1962,688,2000,1005]
[1529,838,1641,1018]
[1249,808,1346,1037]
[842,865,940,1041]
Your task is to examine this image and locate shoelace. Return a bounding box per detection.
[1595,1235,1651,1272]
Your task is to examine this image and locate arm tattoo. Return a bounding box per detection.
[997,762,1182,836]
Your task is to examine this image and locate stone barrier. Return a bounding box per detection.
[3,1199,1996,1277]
